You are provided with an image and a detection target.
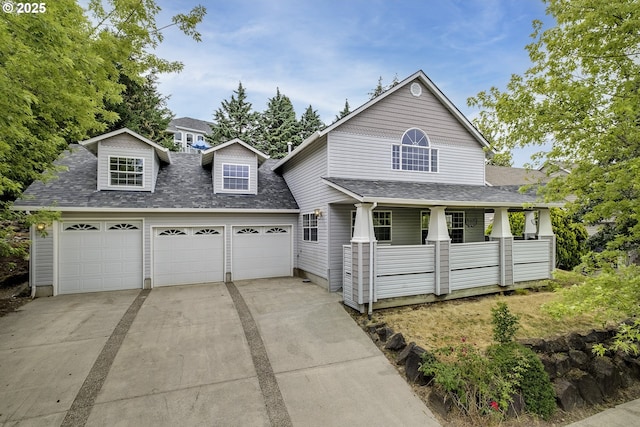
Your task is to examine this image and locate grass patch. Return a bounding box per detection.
[368,271,625,352]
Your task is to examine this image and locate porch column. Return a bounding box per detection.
[351,203,377,314]
[537,208,556,277]
[490,208,514,287]
[426,206,451,296]
[524,210,537,240]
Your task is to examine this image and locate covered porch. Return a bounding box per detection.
[322,178,561,313]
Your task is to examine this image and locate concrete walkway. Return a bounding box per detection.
[566,399,640,427]
[0,278,438,426]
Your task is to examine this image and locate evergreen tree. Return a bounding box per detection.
[259,88,300,158]
[208,82,260,145]
[334,99,351,123]
[103,72,175,150]
[368,76,385,99]
[298,105,325,141]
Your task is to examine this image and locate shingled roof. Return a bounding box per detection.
[167,117,213,134]
[322,177,562,208]
[14,145,298,211]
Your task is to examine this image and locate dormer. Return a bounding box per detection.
[80,128,171,192]
[201,139,269,195]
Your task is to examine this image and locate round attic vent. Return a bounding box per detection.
[410,83,422,97]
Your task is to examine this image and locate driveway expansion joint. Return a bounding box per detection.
[60,289,150,427]
[225,281,293,427]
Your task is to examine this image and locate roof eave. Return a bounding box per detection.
[12,205,301,214]
[80,128,172,164]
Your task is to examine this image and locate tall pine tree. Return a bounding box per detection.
[259,88,299,158]
[334,99,351,123]
[298,105,325,142]
[208,82,260,145]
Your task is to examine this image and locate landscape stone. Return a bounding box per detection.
[590,356,622,397]
[427,388,452,418]
[570,369,604,405]
[395,342,416,365]
[507,393,526,417]
[554,353,572,377]
[568,349,590,370]
[547,337,569,353]
[566,332,586,351]
[554,378,585,411]
[539,354,557,379]
[384,332,407,351]
[404,346,430,385]
[519,338,546,353]
[376,326,395,343]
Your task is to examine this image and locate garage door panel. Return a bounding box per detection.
[232,226,292,281]
[153,227,224,287]
[59,221,142,294]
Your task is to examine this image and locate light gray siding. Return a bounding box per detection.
[212,144,258,195]
[282,137,351,286]
[97,135,157,191]
[328,204,353,291]
[327,78,485,185]
[328,131,484,185]
[31,226,53,287]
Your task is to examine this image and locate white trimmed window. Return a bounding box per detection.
[174,132,182,142]
[350,211,392,242]
[222,164,250,191]
[186,133,193,146]
[303,213,318,242]
[392,128,438,172]
[109,156,143,187]
[421,211,464,243]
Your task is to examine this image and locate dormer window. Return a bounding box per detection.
[392,128,438,172]
[109,156,143,187]
[222,163,249,191]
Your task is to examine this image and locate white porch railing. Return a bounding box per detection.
[342,245,358,310]
[513,239,552,282]
[376,245,435,298]
[450,241,500,291]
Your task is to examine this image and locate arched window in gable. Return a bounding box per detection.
[392,128,438,172]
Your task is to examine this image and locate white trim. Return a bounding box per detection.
[13,206,301,213]
[201,138,269,166]
[392,128,439,173]
[80,127,171,164]
[229,224,294,281]
[302,213,319,242]
[321,179,363,202]
[350,210,392,242]
[52,220,58,296]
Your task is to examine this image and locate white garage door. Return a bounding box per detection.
[153,227,224,287]
[59,221,143,294]
[232,226,292,281]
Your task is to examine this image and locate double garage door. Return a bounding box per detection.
[58,221,292,293]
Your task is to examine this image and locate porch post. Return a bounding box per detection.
[426,206,450,296]
[524,210,537,240]
[537,208,556,277]
[351,203,377,314]
[490,208,514,287]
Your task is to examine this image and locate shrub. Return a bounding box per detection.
[491,302,519,344]
[487,342,556,419]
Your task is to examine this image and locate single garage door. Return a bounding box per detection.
[59,221,143,294]
[232,225,292,281]
[153,226,224,287]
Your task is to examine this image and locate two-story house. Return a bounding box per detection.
[16,71,562,312]
[167,117,213,151]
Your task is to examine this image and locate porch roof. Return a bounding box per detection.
[322,177,564,208]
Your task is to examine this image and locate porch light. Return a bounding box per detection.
[36,223,46,231]
[314,208,323,218]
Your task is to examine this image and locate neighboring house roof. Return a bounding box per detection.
[322,177,563,208]
[14,145,298,212]
[485,165,550,187]
[81,128,172,164]
[274,70,491,171]
[167,117,214,134]
[201,138,269,167]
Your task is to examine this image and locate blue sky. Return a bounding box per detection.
[153,0,552,166]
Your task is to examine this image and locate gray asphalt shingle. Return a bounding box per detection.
[323,177,548,206]
[15,145,298,210]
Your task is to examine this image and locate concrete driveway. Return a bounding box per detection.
[0,278,438,426]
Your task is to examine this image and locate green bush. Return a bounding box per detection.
[491,302,520,344]
[487,342,556,419]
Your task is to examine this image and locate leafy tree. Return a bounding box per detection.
[0,0,205,256]
[486,152,513,167]
[103,71,175,149]
[208,82,260,145]
[298,105,325,141]
[485,209,587,270]
[334,99,351,122]
[468,0,640,264]
[258,88,300,158]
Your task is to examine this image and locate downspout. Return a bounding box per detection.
[368,202,377,317]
